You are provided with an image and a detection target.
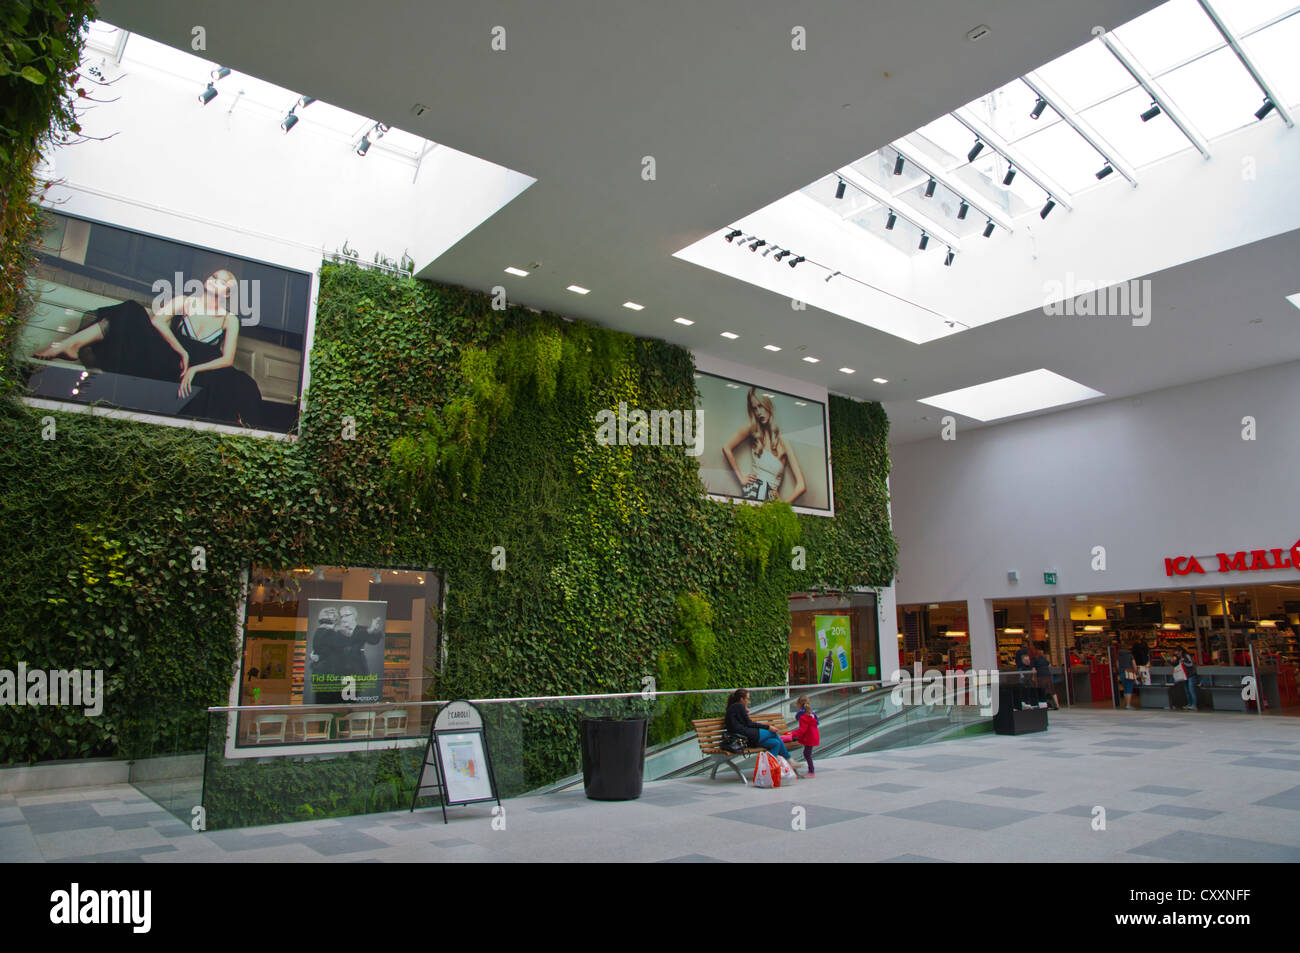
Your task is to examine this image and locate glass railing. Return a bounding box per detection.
[194,676,998,831]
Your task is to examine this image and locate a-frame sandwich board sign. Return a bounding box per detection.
[410,699,500,823]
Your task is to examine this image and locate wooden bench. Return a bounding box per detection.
[692,714,801,784]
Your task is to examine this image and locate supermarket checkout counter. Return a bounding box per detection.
[1137,666,1278,711]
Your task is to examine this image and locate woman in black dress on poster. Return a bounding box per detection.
[33,269,265,428]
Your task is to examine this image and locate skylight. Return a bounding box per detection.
[918,370,1105,421]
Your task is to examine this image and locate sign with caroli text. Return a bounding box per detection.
[1164,537,1300,577]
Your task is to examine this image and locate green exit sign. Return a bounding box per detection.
[1044,572,1058,585]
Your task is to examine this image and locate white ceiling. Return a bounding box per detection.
[97,0,1300,444]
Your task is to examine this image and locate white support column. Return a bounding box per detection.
[969,597,998,673]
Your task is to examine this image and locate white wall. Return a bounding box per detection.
[891,361,1300,668]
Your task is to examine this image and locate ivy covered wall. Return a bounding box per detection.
[0,261,897,775]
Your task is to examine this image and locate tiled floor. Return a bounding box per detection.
[1,707,1297,863]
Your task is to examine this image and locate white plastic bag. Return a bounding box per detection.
[775,755,798,781]
[752,752,780,788]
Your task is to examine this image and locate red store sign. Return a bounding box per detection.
[1165,537,1300,577]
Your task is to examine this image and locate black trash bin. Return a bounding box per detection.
[580,717,647,800]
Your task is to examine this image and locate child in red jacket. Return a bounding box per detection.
[781,695,821,777]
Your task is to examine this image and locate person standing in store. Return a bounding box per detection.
[1132,635,1151,691]
[1116,642,1137,709]
[1177,646,1199,711]
[1029,644,1060,710]
[1014,639,1039,708]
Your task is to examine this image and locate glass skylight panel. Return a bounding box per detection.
[1241,13,1300,107]
[1034,40,1137,111]
[1013,120,1109,191]
[1216,0,1300,34]
[802,174,879,218]
[966,79,1061,144]
[1158,45,1268,138]
[850,147,927,191]
[911,116,979,171]
[1113,0,1225,76]
[848,207,925,257]
[918,369,1104,421]
[1080,86,1192,167]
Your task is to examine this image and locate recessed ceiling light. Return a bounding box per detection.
[764,344,782,352]
[725,383,740,389]
[1287,293,1300,310]
[567,284,590,294]
[504,266,529,277]
[838,367,855,374]
[918,369,1104,422]
[673,317,693,326]
[872,377,888,384]
[795,401,807,406]
[720,331,739,339]
[802,356,820,363]
[623,301,644,311]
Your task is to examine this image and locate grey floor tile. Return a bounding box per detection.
[1055,805,1134,820]
[1093,739,1183,749]
[1141,804,1222,820]
[863,783,922,793]
[1132,785,1199,796]
[1130,831,1300,863]
[658,853,728,862]
[899,755,1002,773]
[1252,786,1300,811]
[883,799,1040,831]
[293,831,393,857]
[980,787,1045,798]
[711,801,868,831]
[880,853,950,862]
[1230,757,1300,772]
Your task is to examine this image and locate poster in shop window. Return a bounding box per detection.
[304,599,387,704]
[815,615,852,684]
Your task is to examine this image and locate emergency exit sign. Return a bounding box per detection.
[1043,572,1057,585]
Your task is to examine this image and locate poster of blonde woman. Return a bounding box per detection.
[694,371,833,515]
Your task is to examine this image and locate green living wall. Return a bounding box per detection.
[0,260,896,813]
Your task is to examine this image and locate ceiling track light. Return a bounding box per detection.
[944,247,955,266]
[918,232,929,250]
[761,246,773,257]
[893,155,905,175]
[1095,163,1113,179]
[1030,97,1048,120]
[835,178,846,199]
[211,66,231,81]
[774,249,791,262]
[967,139,984,163]
[198,82,218,105]
[788,256,805,268]
[1140,102,1161,122]
[281,109,299,133]
[983,219,995,238]
[298,96,316,108]
[749,239,766,251]
[957,200,969,220]
[1040,198,1056,219]
[724,229,742,242]
[1256,98,1276,120]
[356,134,372,156]
[1002,165,1016,186]
[885,209,897,230]
[924,178,937,198]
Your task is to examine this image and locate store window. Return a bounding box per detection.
[897,601,971,670]
[788,593,879,685]
[237,565,441,747]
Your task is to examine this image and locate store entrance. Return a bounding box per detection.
[788,593,880,686]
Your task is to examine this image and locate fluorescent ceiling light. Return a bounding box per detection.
[720,331,739,339]
[764,344,782,352]
[872,377,888,384]
[567,284,590,294]
[623,301,644,310]
[838,367,855,374]
[725,383,740,389]
[795,401,807,406]
[918,369,1104,421]
[802,356,819,363]
[504,266,529,277]
[673,317,694,325]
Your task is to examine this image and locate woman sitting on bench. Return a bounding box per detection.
[725,689,793,764]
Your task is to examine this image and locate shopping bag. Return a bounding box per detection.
[752,752,781,788]
[1138,666,1151,686]
[775,755,798,782]
[1172,662,1187,682]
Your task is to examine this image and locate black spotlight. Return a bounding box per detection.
[356,134,372,156]
[281,110,299,133]
[211,66,231,80]
[835,178,846,199]
[1256,98,1276,120]
[198,82,218,105]
[944,248,955,266]
[1141,102,1161,122]
[299,96,316,108]
[724,229,742,242]
[749,239,766,252]
[1031,97,1048,120]
[774,249,790,262]
[1040,198,1056,219]
[924,178,937,198]
[1096,164,1114,180]
[918,232,929,250]
[1002,165,1016,186]
[789,256,805,268]
[957,200,970,220]
[967,140,984,163]
[983,219,994,238]
[893,155,905,175]
[885,210,897,230]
